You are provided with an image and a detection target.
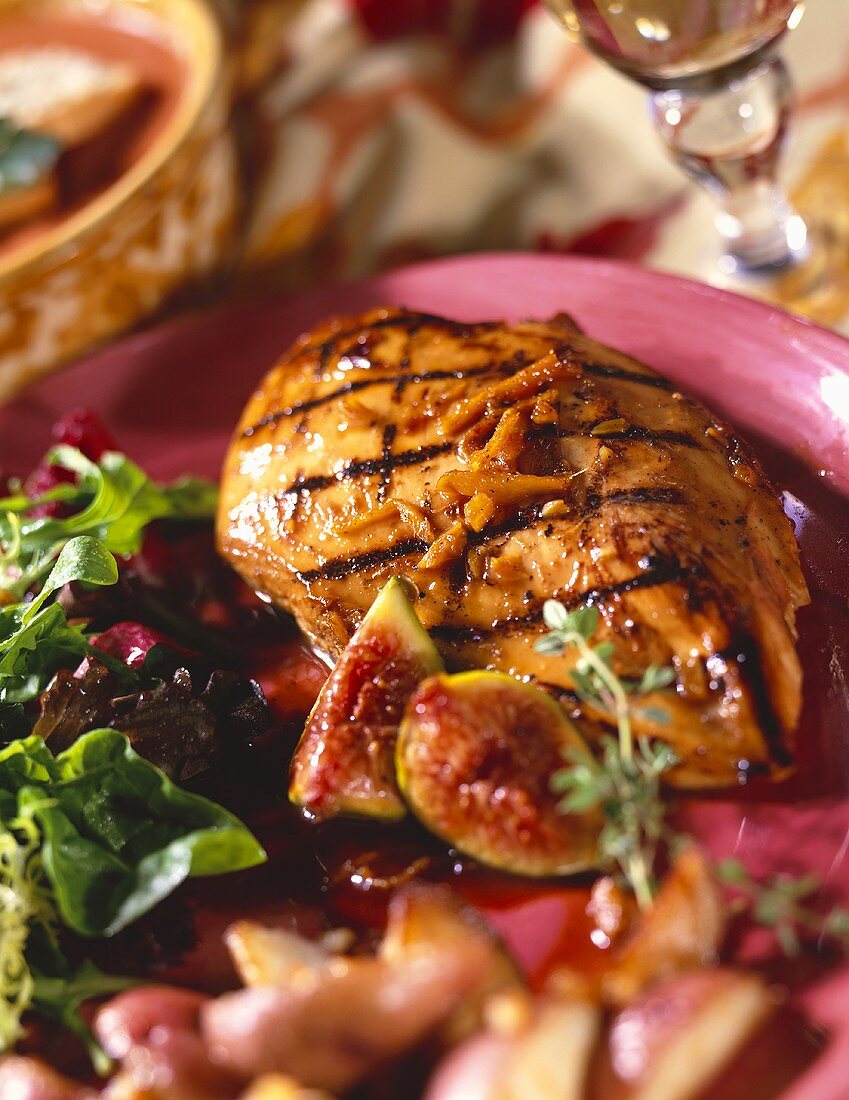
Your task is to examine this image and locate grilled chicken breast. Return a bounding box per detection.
[218,309,809,787]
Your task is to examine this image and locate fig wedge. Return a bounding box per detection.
[290,577,443,821]
[396,672,601,876]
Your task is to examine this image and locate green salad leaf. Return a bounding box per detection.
[0,538,123,728]
[0,729,266,936]
[32,961,137,1075]
[0,447,218,597]
[0,439,255,1063]
[0,819,135,1069]
[0,729,263,1060]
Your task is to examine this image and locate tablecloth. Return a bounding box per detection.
[213,0,849,329]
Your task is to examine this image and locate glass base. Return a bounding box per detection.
[717,211,810,277]
[712,222,849,325]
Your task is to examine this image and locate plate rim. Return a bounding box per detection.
[10,251,848,407]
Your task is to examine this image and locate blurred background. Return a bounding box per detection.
[0,0,847,394]
[218,1,849,305]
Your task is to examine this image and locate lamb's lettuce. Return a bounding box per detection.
[0,442,252,1061]
[0,728,266,936]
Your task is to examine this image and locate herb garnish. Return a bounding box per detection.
[536,600,676,909]
[539,599,849,953]
[718,859,849,957]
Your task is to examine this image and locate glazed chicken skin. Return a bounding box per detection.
[218,309,809,787]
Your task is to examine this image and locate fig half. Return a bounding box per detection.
[290,577,443,821]
[396,672,601,876]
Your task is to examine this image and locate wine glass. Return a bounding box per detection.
[542,1,817,294]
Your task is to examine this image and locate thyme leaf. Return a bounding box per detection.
[537,599,676,909]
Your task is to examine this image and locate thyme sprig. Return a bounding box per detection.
[537,597,849,955]
[536,600,676,909]
[717,859,849,957]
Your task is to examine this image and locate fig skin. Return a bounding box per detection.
[396,671,602,876]
[290,577,443,821]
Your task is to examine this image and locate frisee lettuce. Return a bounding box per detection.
[0,816,136,1070]
[0,815,53,1049]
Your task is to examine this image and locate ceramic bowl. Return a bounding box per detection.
[0,0,237,399]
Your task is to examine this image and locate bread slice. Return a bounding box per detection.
[0,48,142,148]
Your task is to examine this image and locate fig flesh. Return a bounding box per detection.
[396,671,601,876]
[290,577,443,820]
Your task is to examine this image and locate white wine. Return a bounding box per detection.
[543,0,803,86]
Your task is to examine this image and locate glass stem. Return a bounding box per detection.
[649,56,808,274]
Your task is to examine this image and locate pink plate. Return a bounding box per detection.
[1,253,848,1096]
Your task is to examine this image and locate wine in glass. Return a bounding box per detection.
[543,0,811,281]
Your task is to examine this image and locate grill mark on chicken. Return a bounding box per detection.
[280,411,559,500]
[297,537,431,582]
[280,442,454,498]
[243,347,666,441]
[295,488,687,583]
[242,362,519,438]
[309,310,497,349]
[307,312,500,373]
[294,513,550,583]
[377,424,398,504]
[601,486,685,507]
[587,425,699,447]
[581,361,676,391]
[429,558,701,643]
